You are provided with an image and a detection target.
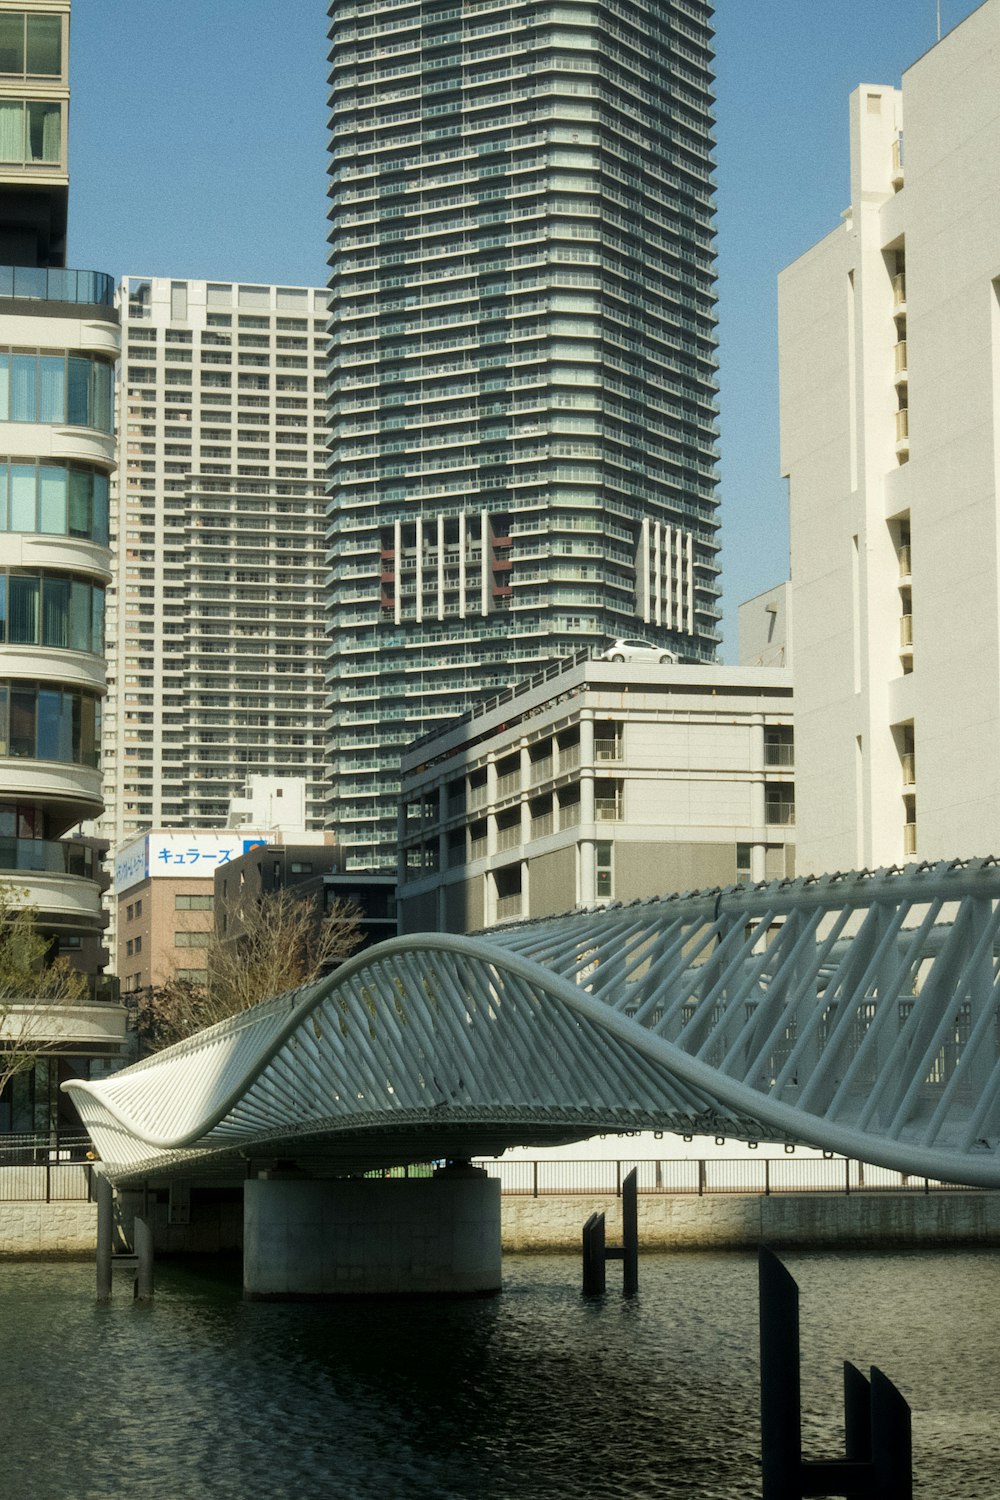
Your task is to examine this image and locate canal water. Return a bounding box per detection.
[1,1249,996,1499]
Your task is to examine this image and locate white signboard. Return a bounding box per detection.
[115,831,272,894]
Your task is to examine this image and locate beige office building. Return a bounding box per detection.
[101,277,329,848]
[781,0,1000,872]
[398,657,794,934]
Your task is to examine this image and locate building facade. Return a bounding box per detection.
[326,0,721,869]
[398,656,793,934]
[0,0,126,1128]
[101,277,329,848]
[780,0,1000,872]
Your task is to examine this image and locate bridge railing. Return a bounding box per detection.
[473,1156,974,1198]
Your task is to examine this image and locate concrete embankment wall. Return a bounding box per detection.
[4,1191,1000,1258]
[0,1201,97,1256]
[501,1191,1000,1251]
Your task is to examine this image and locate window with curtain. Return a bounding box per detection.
[0,462,109,543]
[10,465,34,529]
[0,100,21,162]
[39,466,66,532]
[41,574,68,647]
[27,100,59,162]
[0,572,103,652]
[0,353,113,433]
[10,355,35,420]
[38,356,64,421]
[8,574,38,645]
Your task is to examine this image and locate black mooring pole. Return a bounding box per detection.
[758,1247,912,1500]
[621,1166,638,1296]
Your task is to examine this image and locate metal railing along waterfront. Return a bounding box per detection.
[474,1156,974,1198]
[0,1135,94,1203]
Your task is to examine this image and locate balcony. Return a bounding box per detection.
[891,133,904,189]
[496,892,523,921]
[0,265,115,307]
[594,737,622,762]
[764,742,794,768]
[900,613,913,649]
[902,751,916,786]
[595,795,622,821]
[893,340,908,378]
[496,823,522,852]
[765,802,796,828]
[892,271,907,310]
[898,543,911,578]
[903,821,917,856]
[0,837,96,879]
[895,407,909,460]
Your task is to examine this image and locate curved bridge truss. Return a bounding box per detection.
[66,860,1000,1187]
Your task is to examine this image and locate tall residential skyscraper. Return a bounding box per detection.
[102,278,330,847]
[780,0,1000,873]
[326,0,720,869]
[0,0,126,1124]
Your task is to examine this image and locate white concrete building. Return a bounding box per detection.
[780,0,1000,872]
[102,277,329,847]
[398,655,794,934]
[0,0,127,1126]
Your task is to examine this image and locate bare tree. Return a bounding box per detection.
[134,891,364,1053]
[0,884,88,1102]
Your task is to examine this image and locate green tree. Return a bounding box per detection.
[133,890,364,1053]
[0,884,87,1104]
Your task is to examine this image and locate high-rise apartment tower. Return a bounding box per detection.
[326,0,720,869]
[103,278,330,847]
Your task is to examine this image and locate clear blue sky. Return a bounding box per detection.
[68,0,984,660]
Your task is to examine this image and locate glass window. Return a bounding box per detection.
[92,360,112,431]
[9,689,33,757]
[10,354,34,420]
[0,575,5,641]
[0,684,6,755]
[10,464,33,529]
[0,100,21,161]
[36,688,60,759]
[91,472,109,545]
[26,100,59,162]
[66,357,89,425]
[38,356,64,421]
[39,466,65,532]
[41,573,68,646]
[91,586,104,651]
[68,579,89,651]
[0,15,22,73]
[26,16,61,77]
[67,468,90,539]
[8,574,38,643]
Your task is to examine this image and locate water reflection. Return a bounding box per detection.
[0,1250,995,1499]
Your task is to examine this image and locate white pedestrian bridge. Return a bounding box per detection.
[66,859,1000,1192]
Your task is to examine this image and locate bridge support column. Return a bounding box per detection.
[243,1163,502,1299]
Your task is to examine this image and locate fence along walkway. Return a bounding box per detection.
[0,1144,974,1204]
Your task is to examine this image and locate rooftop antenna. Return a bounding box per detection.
[937,0,941,41]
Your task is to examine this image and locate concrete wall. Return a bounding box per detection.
[501,1190,1000,1251]
[0,1201,97,1256]
[529,846,575,917]
[243,1171,502,1297]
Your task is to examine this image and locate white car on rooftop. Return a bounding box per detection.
[597,637,678,664]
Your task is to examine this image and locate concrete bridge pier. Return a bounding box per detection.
[242,1161,502,1299]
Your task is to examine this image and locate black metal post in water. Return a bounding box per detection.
[621,1167,638,1296]
[582,1211,606,1295]
[582,1168,639,1297]
[758,1247,802,1500]
[758,1247,912,1499]
[95,1173,113,1303]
